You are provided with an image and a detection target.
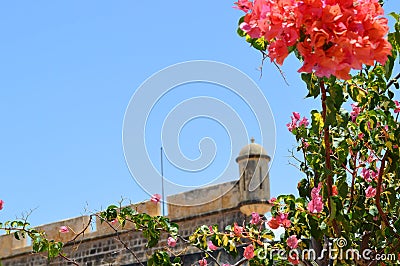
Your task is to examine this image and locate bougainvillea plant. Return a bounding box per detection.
[1,0,400,265]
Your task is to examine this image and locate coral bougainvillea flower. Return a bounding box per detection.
[233,223,244,236]
[287,235,299,249]
[288,251,300,265]
[243,244,255,259]
[235,0,391,79]
[267,217,280,229]
[0,199,3,210]
[332,185,338,196]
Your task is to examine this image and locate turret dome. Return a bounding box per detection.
[236,137,270,162]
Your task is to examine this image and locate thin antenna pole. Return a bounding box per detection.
[160,147,165,216]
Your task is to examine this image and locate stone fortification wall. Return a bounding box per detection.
[0,182,252,266]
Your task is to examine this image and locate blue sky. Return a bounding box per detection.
[0,1,399,227]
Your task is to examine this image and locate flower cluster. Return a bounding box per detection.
[235,0,391,79]
[307,182,323,213]
[268,212,291,229]
[286,112,309,132]
[361,168,379,183]
[350,103,361,122]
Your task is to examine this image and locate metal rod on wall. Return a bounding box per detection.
[160,147,165,216]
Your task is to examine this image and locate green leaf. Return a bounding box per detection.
[369,205,378,216]
[14,231,20,241]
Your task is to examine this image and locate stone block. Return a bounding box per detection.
[0,233,27,258]
[167,181,239,220]
[34,215,91,243]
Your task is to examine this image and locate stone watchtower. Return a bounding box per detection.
[236,137,271,215]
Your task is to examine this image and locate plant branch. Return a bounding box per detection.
[386,72,400,89]
[233,257,248,266]
[58,253,80,266]
[320,80,340,236]
[96,214,145,266]
[375,151,400,241]
[178,235,221,266]
[348,151,358,211]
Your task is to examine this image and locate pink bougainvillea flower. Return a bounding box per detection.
[269,197,277,204]
[267,212,291,229]
[0,199,4,210]
[308,183,324,213]
[208,226,214,234]
[233,223,244,236]
[286,122,296,132]
[383,125,389,132]
[308,197,324,213]
[350,103,361,122]
[150,194,161,204]
[303,141,310,149]
[222,264,231,266]
[167,237,177,247]
[299,117,309,127]
[281,218,292,228]
[110,218,118,225]
[361,168,372,182]
[366,186,376,198]
[208,241,218,251]
[292,112,301,121]
[287,112,308,132]
[243,244,255,259]
[394,100,400,113]
[276,212,291,228]
[361,168,379,183]
[311,183,322,199]
[287,235,299,249]
[59,226,69,233]
[250,212,261,225]
[199,258,207,266]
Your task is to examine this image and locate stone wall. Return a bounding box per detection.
[0,181,269,266]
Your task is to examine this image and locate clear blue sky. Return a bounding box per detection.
[0,1,399,227]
